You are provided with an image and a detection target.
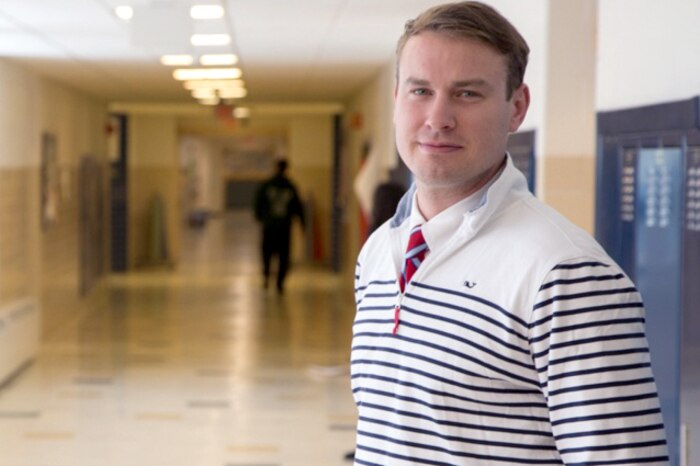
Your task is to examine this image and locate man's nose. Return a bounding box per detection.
[425,95,456,131]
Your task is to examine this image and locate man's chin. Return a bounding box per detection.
[415,176,466,190]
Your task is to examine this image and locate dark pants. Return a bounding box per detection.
[262,226,291,291]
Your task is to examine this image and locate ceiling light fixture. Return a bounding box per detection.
[115,6,134,20]
[233,107,251,119]
[190,5,225,20]
[191,88,217,99]
[200,54,239,66]
[218,87,248,99]
[199,97,220,106]
[173,68,242,80]
[183,79,245,90]
[191,34,231,46]
[160,55,194,66]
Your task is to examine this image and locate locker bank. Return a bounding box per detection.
[597,97,700,465]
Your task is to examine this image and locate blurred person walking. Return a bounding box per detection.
[253,159,305,293]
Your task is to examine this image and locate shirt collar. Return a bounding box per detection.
[406,163,505,252]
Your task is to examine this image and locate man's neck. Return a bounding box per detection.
[415,188,471,220]
[415,158,506,220]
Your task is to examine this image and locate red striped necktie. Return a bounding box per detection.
[395,225,429,334]
[400,224,429,292]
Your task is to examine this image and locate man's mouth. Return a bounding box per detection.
[418,141,463,153]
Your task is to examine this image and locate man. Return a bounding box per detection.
[351,2,669,465]
[253,159,304,293]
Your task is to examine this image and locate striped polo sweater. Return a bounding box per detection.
[351,157,669,465]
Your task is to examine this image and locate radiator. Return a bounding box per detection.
[0,298,39,384]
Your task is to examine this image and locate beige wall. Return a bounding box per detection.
[0,58,109,338]
[39,79,110,307]
[0,168,37,308]
[128,115,181,269]
[288,115,334,262]
[538,0,597,233]
[38,81,109,336]
[0,61,40,317]
[342,62,397,276]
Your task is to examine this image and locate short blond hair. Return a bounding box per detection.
[396,1,529,99]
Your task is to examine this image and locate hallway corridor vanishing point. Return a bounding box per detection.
[0,211,357,466]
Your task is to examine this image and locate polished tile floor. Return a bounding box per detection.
[0,211,357,466]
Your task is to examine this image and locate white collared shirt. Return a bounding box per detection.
[403,166,503,256]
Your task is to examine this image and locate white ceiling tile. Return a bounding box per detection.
[0,32,65,58]
[0,0,501,102]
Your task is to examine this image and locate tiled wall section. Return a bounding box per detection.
[128,167,181,269]
[40,164,81,336]
[35,79,109,337]
[293,165,332,262]
[41,165,80,287]
[541,155,596,234]
[289,116,334,263]
[0,168,37,308]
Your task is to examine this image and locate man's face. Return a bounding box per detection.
[394,31,529,198]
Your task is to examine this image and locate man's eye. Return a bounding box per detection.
[411,88,428,95]
[459,90,478,98]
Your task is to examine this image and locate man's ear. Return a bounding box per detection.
[508,84,530,133]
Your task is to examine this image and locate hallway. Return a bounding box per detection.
[0,212,357,466]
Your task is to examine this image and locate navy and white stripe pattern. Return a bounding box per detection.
[352,259,669,465]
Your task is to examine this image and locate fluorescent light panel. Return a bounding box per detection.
[198,97,220,106]
[192,88,217,99]
[233,107,251,119]
[191,34,231,46]
[219,87,248,99]
[115,6,133,20]
[200,54,238,66]
[173,68,242,80]
[160,55,194,66]
[191,5,225,19]
[183,79,245,90]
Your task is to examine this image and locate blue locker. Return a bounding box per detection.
[681,144,700,463]
[508,129,536,193]
[620,147,639,280]
[596,97,700,466]
[635,147,683,459]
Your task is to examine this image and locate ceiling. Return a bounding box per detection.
[0,0,456,105]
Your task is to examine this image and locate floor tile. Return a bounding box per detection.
[0,211,357,465]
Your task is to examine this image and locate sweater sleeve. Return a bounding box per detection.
[529,259,670,465]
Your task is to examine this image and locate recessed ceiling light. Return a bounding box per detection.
[191,34,231,46]
[173,68,242,80]
[191,5,225,20]
[115,6,134,20]
[160,55,194,66]
[200,54,238,66]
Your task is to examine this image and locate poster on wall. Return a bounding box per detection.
[222,148,275,176]
[40,132,59,230]
[219,135,285,179]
